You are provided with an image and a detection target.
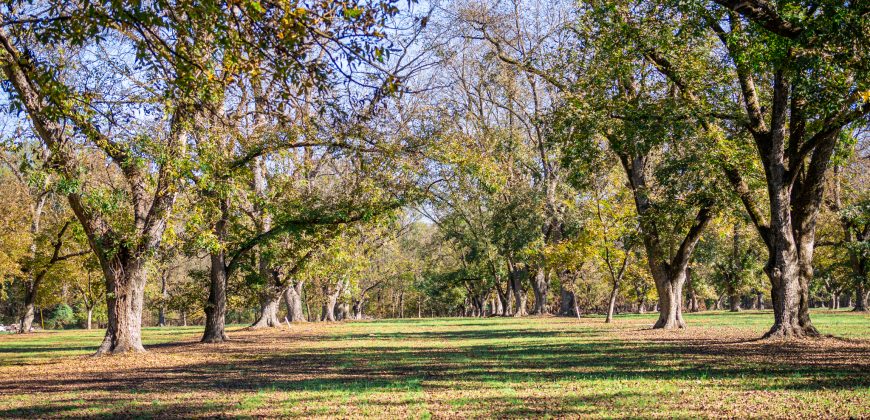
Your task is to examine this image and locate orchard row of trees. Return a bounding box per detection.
[0,0,867,353]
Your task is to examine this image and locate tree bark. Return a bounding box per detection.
[509,265,527,317]
[202,252,229,342]
[284,281,306,322]
[605,282,618,323]
[19,285,36,333]
[619,153,711,330]
[95,258,148,355]
[652,268,687,329]
[855,288,867,312]
[529,267,549,315]
[86,308,93,330]
[729,284,741,312]
[251,286,283,328]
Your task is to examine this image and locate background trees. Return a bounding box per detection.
[0,0,867,347]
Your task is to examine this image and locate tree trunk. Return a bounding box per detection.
[251,292,282,328]
[352,299,364,319]
[398,290,404,319]
[495,281,510,316]
[323,287,339,322]
[686,268,700,313]
[854,287,867,312]
[530,267,549,315]
[284,281,306,322]
[95,259,148,355]
[86,308,93,330]
[651,267,687,330]
[158,269,168,327]
[509,265,527,317]
[729,284,741,312]
[202,251,229,342]
[19,284,36,333]
[605,281,618,323]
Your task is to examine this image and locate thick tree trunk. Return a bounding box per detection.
[559,286,575,316]
[653,266,686,330]
[19,285,35,333]
[729,284,741,312]
[509,265,527,317]
[530,268,549,315]
[251,292,282,328]
[854,287,867,312]
[202,251,229,342]
[652,268,687,330]
[352,299,364,319]
[202,197,230,342]
[763,207,819,338]
[322,288,339,322]
[95,259,148,355]
[495,281,510,316]
[284,281,306,322]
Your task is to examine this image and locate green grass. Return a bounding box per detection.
[0,310,867,418]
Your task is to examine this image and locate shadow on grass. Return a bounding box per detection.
[0,320,868,418]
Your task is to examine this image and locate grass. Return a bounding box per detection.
[0,310,867,418]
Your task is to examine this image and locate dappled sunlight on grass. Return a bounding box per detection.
[0,312,867,417]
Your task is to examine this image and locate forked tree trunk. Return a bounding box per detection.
[95,258,148,355]
[495,281,510,316]
[620,153,710,331]
[509,265,527,317]
[284,281,306,322]
[530,268,549,315]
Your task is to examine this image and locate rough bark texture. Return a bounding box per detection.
[202,251,229,342]
[202,198,230,343]
[19,288,36,333]
[509,264,528,317]
[251,280,283,329]
[95,259,148,355]
[530,268,549,315]
[284,281,306,322]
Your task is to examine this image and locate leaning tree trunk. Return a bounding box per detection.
[95,257,148,355]
[202,252,229,342]
[605,281,618,323]
[284,281,306,322]
[529,268,549,315]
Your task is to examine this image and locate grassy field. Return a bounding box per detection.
[0,310,867,418]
